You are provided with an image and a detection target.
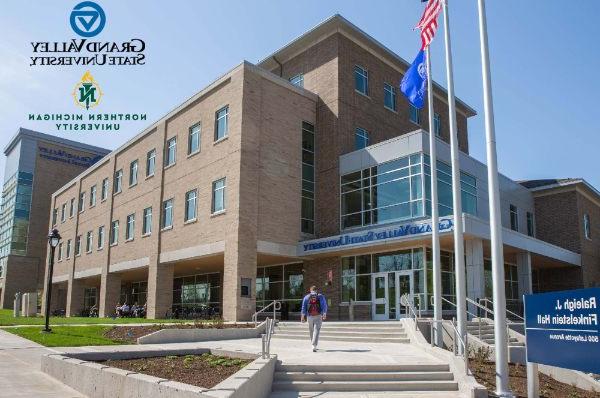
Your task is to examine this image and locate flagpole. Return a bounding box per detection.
[477,0,512,395]
[425,47,443,348]
[441,0,467,353]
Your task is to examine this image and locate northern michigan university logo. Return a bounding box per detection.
[70,1,106,38]
[72,71,103,110]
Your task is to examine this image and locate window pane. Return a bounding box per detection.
[356,275,371,301]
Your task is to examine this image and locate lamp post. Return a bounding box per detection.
[43,228,61,333]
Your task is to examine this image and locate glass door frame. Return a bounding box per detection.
[371,272,389,320]
[371,270,414,320]
[395,270,414,319]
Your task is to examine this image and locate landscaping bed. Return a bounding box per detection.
[470,359,600,398]
[103,322,254,343]
[101,353,251,388]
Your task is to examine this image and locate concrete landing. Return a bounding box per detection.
[0,329,84,398]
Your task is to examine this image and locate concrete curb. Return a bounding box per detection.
[41,348,276,398]
[137,321,267,344]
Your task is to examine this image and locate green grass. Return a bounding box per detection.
[5,325,127,347]
[0,309,186,326]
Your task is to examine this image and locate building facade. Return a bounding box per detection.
[0,128,109,309]
[43,15,590,321]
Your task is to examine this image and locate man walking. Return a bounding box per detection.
[301,285,328,352]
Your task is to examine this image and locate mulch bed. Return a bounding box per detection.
[470,359,600,398]
[102,354,251,388]
[103,322,254,343]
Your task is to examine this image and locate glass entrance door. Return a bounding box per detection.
[371,273,389,320]
[396,271,414,319]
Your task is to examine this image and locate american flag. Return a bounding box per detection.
[416,0,443,50]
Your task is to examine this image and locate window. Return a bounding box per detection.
[212,178,226,213]
[409,104,421,124]
[101,178,109,200]
[256,264,303,312]
[172,272,222,312]
[162,199,173,229]
[354,65,368,95]
[66,239,72,258]
[52,208,57,225]
[69,198,75,217]
[188,123,201,155]
[126,214,135,241]
[214,106,229,141]
[384,83,396,111]
[146,149,156,177]
[79,192,85,212]
[110,220,119,245]
[75,235,82,256]
[510,204,519,231]
[185,189,197,221]
[114,169,123,193]
[61,203,67,222]
[289,74,304,88]
[434,113,441,137]
[527,212,534,237]
[355,127,370,150]
[97,226,105,249]
[584,213,591,240]
[301,122,315,234]
[165,137,176,166]
[85,231,93,253]
[143,207,152,235]
[129,160,138,186]
[90,185,96,207]
[57,243,63,261]
[83,287,97,311]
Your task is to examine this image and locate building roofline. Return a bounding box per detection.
[522,178,600,201]
[257,14,477,117]
[51,61,318,199]
[4,127,111,156]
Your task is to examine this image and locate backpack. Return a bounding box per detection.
[308,294,321,316]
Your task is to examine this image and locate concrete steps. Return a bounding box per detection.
[272,364,458,393]
[273,321,410,344]
[466,321,524,346]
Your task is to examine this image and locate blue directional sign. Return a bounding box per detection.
[524,288,600,373]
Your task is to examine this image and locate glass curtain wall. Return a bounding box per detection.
[256,263,304,312]
[0,172,34,258]
[172,273,221,312]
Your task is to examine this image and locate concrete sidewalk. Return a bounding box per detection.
[0,329,84,398]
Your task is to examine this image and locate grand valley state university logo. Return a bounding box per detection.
[70,1,106,37]
[72,71,103,109]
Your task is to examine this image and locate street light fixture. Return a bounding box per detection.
[43,228,61,333]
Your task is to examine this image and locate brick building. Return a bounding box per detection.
[43,15,591,321]
[0,128,109,309]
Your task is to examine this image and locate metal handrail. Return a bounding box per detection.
[429,319,469,374]
[261,317,276,359]
[479,297,524,322]
[401,293,420,330]
[252,300,281,326]
[437,296,479,319]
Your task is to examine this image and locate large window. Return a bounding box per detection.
[83,287,97,311]
[341,154,424,229]
[527,212,534,237]
[79,192,85,213]
[584,213,591,240]
[90,185,96,207]
[434,113,441,137]
[173,273,221,312]
[75,235,82,256]
[162,199,173,229]
[165,137,177,167]
[114,169,123,193]
[52,208,57,225]
[185,189,197,221]
[426,249,455,309]
[66,239,72,258]
[101,178,109,201]
[504,263,519,303]
[85,231,93,253]
[57,243,63,261]
[146,149,156,177]
[97,226,105,249]
[110,220,119,245]
[143,207,152,235]
[301,122,315,234]
[384,83,396,111]
[212,178,226,213]
[256,264,304,312]
[289,74,304,88]
[424,154,477,217]
[69,198,75,217]
[188,123,201,155]
[409,104,421,124]
[354,65,368,95]
[214,106,229,141]
[129,160,138,186]
[126,214,135,241]
[355,127,370,150]
[61,203,67,222]
[510,204,519,231]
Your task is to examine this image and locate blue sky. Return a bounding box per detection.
[0,0,598,189]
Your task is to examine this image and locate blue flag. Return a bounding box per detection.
[400,50,427,109]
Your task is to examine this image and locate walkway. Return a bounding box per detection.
[0,329,83,398]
